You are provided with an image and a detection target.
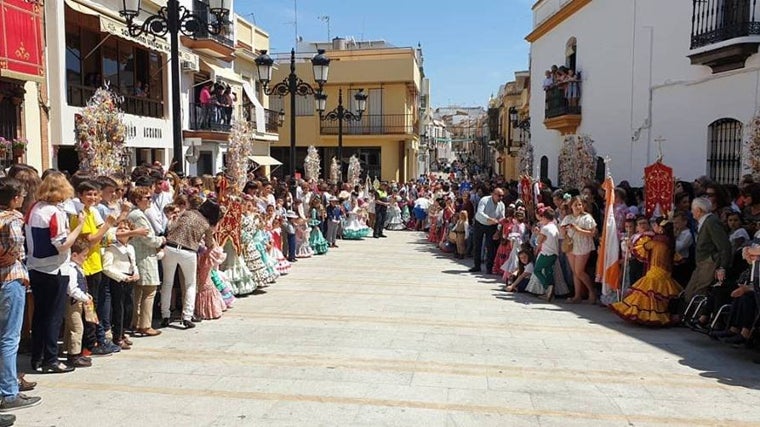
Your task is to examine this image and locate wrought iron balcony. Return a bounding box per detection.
[241,103,281,134]
[545,86,580,119]
[690,0,760,72]
[182,0,235,59]
[543,83,581,135]
[691,0,760,48]
[320,114,414,135]
[67,84,164,119]
[188,102,232,133]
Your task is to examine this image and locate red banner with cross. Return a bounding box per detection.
[0,0,45,82]
[644,161,674,218]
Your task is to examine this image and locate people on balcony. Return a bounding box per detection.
[543,65,581,115]
[197,81,238,130]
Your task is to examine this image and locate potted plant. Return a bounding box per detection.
[11,138,27,158]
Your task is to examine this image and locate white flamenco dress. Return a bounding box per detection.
[385,197,406,231]
[343,207,371,240]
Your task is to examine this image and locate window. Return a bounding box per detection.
[269,95,316,117]
[566,37,577,71]
[707,118,742,184]
[64,13,164,118]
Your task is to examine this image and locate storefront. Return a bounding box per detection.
[0,0,47,170]
[50,0,199,173]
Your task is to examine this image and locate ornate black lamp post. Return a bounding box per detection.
[316,88,367,182]
[254,48,329,200]
[119,0,230,175]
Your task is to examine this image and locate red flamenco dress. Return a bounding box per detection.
[610,234,682,326]
[438,206,456,243]
[427,208,440,243]
[492,218,514,276]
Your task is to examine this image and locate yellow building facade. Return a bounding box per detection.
[270,44,422,182]
[490,71,530,181]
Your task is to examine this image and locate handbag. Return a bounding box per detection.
[561,238,573,253]
[448,230,458,243]
[83,299,99,324]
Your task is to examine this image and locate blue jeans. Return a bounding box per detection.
[86,273,108,345]
[0,280,25,398]
[287,233,296,260]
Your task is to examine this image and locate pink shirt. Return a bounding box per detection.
[199,87,211,105]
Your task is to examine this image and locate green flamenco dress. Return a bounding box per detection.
[308,208,329,255]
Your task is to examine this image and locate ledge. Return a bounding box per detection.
[544,114,581,135]
[688,42,760,73]
[183,129,230,142]
[181,36,235,62]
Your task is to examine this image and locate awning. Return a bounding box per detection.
[242,81,266,134]
[200,58,244,86]
[247,156,282,167]
[65,0,198,65]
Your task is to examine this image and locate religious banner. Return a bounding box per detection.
[644,161,674,218]
[0,0,45,82]
[215,199,244,253]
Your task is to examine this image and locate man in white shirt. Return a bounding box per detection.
[144,173,172,236]
[469,188,505,273]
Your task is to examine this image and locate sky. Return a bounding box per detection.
[235,0,533,108]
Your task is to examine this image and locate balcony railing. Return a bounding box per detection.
[188,102,232,133]
[189,102,281,134]
[545,84,581,119]
[67,84,163,118]
[320,114,414,135]
[192,0,234,48]
[691,0,760,49]
[241,103,281,134]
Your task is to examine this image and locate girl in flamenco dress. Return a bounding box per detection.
[343,198,371,240]
[492,212,515,276]
[501,209,528,280]
[427,202,441,243]
[439,198,457,244]
[610,217,683,326]
[294,200,313,258]
[195,245,227,320]
[240,201,275,289]
[217,198,258,296]
[385,194,407,231]
[254,225,280,283]
[308,197,329,255]
[267,217,291,275]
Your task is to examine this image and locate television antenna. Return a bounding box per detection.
[318,16,331,40]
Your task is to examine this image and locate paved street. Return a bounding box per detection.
[16,232,760,426]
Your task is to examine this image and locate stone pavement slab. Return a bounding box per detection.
[12,232,760,426]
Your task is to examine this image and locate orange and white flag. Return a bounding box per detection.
[596,176,621,296]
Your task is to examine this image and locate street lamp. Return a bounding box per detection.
[317,88,367,182]
[119,0,230,175]
[255,48,329,199]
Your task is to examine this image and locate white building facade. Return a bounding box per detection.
[528,0,760,186]
[46,0,192,173]
[46,0,278,177]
